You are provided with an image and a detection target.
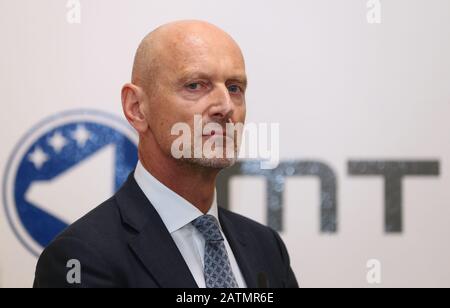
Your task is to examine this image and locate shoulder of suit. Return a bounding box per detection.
[49,195,122,246]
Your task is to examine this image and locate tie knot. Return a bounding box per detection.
[192,215,223,242]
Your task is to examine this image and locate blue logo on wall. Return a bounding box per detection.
[3,110,138,257]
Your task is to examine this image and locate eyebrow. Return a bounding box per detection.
[177,71,247,88]
[228,75,248,88]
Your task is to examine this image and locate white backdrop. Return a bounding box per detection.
[1,0,450,287]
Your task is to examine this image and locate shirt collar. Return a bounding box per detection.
[133,161,219,234]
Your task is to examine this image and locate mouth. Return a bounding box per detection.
[202,130,230,137]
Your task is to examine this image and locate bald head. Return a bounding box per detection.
[131,20,245,94]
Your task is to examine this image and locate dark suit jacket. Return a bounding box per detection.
[33,173,299,288]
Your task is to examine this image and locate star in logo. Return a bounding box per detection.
[47,131,68,153]
[28,147,49,170]
[72,125,91,147]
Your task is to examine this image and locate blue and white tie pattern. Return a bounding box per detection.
[192,215,239,288]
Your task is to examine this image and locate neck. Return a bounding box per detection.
[138,139,219,214]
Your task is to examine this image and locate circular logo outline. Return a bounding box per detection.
[2,109,138,257]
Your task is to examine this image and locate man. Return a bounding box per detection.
[33,20,298,288]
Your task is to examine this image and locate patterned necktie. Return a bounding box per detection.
[192,215,239,288]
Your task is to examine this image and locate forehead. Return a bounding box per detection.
[162,31,246,79]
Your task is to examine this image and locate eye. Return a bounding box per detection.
[228,84,241,94]
[185,82,203,91]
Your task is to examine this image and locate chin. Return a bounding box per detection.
[183,157,237,169]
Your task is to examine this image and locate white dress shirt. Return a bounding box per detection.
[134,161,247,288]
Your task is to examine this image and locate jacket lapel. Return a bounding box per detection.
[116,173,198,288]
[219,209,258,288]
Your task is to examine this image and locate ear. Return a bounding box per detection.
[121,83,149,133]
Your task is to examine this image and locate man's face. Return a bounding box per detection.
[142,29,247,169]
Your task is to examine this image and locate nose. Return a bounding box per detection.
[208,84,233,121]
